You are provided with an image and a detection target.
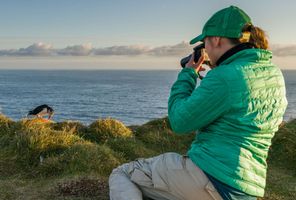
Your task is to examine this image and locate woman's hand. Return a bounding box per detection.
[185,50,206,74]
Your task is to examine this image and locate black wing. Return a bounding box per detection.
[28,104,48,115]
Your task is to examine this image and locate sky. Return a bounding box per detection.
[0,0,296,70]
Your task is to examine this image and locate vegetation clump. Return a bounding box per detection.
[0,114,294,200]
[87,118,133,143]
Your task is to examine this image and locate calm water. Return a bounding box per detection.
[0,70,295,125]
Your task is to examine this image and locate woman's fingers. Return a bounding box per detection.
[199,67,206,71]
[193,54,205,72]
[185,51,206,74]
[185,53,195,68]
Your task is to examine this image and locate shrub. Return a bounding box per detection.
[268,119,296,171]
[12,119,84,172]
[87,118,132,143]
[133,117,194,154]
[51,121,87,137]
[0,114,14,136]
[106,138,157,161]
[38,143,124,177]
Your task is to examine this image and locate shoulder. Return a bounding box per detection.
[198,67,230,94]
[204,64,234,85]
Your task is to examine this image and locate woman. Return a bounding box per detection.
[109,6,287,200]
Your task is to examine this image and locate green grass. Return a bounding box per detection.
[260,119,296,200]
[0,114,295,200]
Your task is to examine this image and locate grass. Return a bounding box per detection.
[0,114,295,200]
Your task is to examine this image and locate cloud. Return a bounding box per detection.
[0,41,193,57]
[1,42,296,58]
[0,42,53,56]
[271,44,296,57]
[148,41,192,56]
[58,43,93,56]
[92,42,192,56]
[93,45,151,56]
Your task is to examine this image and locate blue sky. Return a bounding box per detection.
[0,0,296,69]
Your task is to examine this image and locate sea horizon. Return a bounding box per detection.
[1,69,295,125]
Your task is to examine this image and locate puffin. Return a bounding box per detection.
[27,104,54,120]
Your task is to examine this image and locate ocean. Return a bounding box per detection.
[0,70,295,125]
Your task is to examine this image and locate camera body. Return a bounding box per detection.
[180,43,210,68]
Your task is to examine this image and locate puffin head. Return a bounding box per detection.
[47,106,54,119]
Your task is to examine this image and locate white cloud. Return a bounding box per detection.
[93,45,151,56]
[148,41,192,56]
[58,43,93,56]
[0,42,193,57]
[2,42,295,58]
[271,44,296,57]
[0,42,54,56]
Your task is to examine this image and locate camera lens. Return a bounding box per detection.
[180,55,192,68]
[180,43,205,68]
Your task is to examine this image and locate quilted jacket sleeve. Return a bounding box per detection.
[168,68,230,134]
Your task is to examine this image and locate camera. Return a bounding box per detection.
[180,43,211,68]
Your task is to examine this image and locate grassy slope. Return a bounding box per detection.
[0,115,295,200]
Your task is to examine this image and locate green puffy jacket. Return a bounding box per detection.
[168,48,287,197]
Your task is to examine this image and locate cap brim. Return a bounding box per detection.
[190,34,205,45]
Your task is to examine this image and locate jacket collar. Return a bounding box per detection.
[216,43,254,66]
[217,44,273,66]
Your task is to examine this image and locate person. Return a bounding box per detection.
[109,5,288,200]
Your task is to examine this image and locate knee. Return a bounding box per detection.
[110,163,130,176]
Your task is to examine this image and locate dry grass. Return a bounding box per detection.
[0,115,295,199]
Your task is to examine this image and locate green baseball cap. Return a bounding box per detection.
[190,6,251,45]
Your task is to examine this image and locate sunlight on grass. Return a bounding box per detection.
[0,115,295,199]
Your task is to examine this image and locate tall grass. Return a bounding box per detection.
[268,119,296,172]
[0,114,295,199]
[0,116,126,178]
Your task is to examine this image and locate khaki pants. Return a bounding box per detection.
[109,152,223,200]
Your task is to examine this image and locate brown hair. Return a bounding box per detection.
[229,24,269,50]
